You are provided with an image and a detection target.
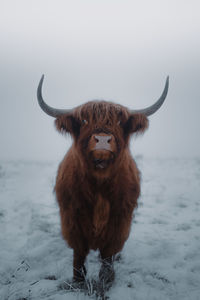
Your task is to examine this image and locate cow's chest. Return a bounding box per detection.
[92,194,110,238]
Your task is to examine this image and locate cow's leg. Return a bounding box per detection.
[73,250,88,282]
[59,209,89,282]
[99,251,115,287]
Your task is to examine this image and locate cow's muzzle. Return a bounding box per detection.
[88,133,117,169]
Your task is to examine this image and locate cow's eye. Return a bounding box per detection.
[82,119,88,125]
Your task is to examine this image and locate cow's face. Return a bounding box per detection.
[55,101,148,176]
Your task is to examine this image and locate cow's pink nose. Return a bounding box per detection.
[94,135,112,144]
[92,135,112,151]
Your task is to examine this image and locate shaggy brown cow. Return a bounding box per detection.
[37,76,169,287]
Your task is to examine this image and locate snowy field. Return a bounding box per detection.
[0,157,200,300]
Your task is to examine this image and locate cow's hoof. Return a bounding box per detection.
[99,262,115,290]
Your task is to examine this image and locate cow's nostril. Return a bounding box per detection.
[94,136,99,143]
[107,137,111,143]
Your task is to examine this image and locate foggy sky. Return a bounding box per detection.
[0,0,200,161]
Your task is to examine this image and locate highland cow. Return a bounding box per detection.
[37,75,169,287]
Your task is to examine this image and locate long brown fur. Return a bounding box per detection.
[54,100,149,282]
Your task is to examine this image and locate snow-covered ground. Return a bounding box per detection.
[0,157,200,300]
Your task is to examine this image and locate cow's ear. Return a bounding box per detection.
[55,115,80,137]
[124,114,149,135]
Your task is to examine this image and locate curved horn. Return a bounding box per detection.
[37,75,73,117]
[130,76,169,116]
